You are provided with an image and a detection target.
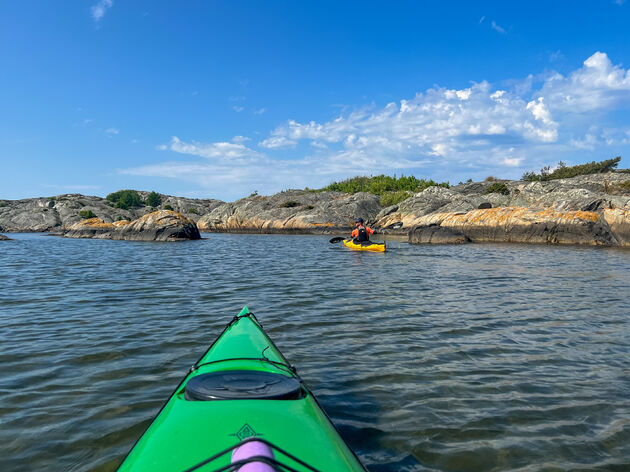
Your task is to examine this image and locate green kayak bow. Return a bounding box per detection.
[118,307,366,472]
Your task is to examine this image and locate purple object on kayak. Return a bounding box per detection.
[231,440,275,472]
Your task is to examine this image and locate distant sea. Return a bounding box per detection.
[1,233,629,471]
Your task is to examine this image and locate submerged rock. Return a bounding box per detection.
[62,210,200,241]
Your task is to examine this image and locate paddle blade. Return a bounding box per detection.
[329,237,345,243]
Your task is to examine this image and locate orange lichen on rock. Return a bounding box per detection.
[63,210,201,241]
[602,208,630,245]
[69,218,116,229]
[411,207,616,246]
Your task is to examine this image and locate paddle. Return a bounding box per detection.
[329,236,346,243]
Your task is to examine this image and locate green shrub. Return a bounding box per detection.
[187,208,199,214]
[484,182,510,195]
[484,176,498,182]
[163,204,174,211]
[380,191,413,207]
[607,180,630,194]
[106,190,143,210]
[279,201,301,208]
[522,157,621,182]
[78,209,96,219]
[322,174,449,195]
[0,202,6,208]
[146,191,162,207]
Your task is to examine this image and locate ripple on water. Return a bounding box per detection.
[0,234,629,471]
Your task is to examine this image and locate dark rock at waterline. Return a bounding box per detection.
[62,210,200,241]
[0,234,11,240]
[409,224,470,244]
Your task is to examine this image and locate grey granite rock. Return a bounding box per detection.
[62,211,200,241]
[197,190,381,232]
[2,173,630,245]
[0,193,223,232]
[409,225,470,244]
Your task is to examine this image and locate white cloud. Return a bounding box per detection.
[539,51,630,112]
[265,81,559,162]
[549,50,563,63]
[254,108,267,115]
[232,135,251,144]
[121,51,630,199]
[158,136,264,162]
[259,135,297,149]
[570,134,598,150]
[569,126,630,149]
[491,21,506,34]
[502,156,524,167]
[232,106,244,113]
[91,0,113,22]
[105,127,119,135]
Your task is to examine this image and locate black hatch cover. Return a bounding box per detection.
[185,370,302,401]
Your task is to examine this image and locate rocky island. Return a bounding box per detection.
[1,158,629,246]
[61,210,201,242]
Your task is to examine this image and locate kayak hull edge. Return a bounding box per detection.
[117,307,366,472]
[343,238,386,252]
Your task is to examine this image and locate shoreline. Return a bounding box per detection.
[2,172,630,246]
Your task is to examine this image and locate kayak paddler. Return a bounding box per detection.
[351,218,374,243]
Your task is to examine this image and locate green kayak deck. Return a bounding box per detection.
[118,307,366,471]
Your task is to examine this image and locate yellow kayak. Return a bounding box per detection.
[343,238,386,252]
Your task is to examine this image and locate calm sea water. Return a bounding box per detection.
[1,233,629,471]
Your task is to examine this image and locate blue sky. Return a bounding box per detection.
[2,1,630,201]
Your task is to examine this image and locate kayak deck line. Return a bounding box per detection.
[117,307,367,472]
[181,436,322,472]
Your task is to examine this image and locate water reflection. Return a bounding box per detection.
[1,234,629,471]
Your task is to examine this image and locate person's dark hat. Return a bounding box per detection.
[355,218,364,224]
